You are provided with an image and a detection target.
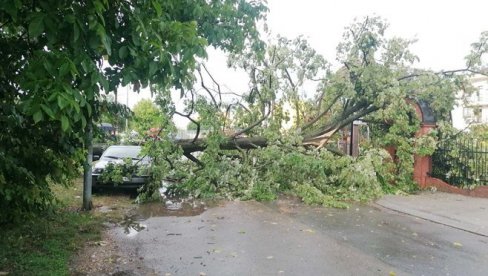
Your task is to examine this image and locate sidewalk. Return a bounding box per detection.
[376,192,488,236]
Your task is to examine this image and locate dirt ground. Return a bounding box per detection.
[69,225,156,276]
[68,188,157,276]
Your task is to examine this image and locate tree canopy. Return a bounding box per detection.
[131,99,162,134]
[0,0,268,222]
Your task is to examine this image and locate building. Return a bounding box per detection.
[452,75,488,130]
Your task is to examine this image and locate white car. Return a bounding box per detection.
[92,145,150,189]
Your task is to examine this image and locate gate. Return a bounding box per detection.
[431,137,488,186]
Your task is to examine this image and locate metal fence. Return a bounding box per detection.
[431,137,488,186]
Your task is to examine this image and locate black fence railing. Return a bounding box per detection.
[431,137,488,186]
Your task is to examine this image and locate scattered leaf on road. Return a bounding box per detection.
[453,242,463,248]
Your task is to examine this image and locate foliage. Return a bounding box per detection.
[432,124,488,188]
[132,16,488,207]
[98,95,133,133]
[98,158,138,185]
[131,99,162,134]
[145,129,396,208]
[470,124,488,141]
[0,0,267,222]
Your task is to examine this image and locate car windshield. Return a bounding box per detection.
[102,146,142,160]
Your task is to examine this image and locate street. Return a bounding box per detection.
[110,195,488,276]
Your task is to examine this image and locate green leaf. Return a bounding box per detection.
[73,22,80,42]
[61,116,69,131]
[40,104,55,119]
[87,104,92,117]
[118,46,128,59]
[73,101,80,113]
[81,116,87,129]
[43,59,54,75]
[65,14,75,23]
[102,35,112,56]
[28,13,45,38]
[149,61,158,76]
[152,0,162,17]
[57,95,68,110]
[69,60,79,77]
[59,63,70,77]
[33,110,43,123]
[100,76,109,92]
[2,1,18,22]
[96,25,111,55]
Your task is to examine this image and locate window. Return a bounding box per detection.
[464,107,473,119]
[464,107,482,123]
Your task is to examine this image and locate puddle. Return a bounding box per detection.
[117,180,220,237]
[124,222,147,237]
[120,214,147,237]
[118,197,220,237]
[134,180,220,219]
[135,198,220,219]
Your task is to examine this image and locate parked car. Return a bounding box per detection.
[92,145,150,189]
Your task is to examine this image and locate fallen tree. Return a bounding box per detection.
[170,17,487,152]
[135,17,487,204]
[163,17,487,157]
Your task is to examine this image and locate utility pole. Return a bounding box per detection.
[82,120,93,210]
[126,85,129,131]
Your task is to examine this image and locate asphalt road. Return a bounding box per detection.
[112,197,488,276]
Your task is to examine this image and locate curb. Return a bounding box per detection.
[374,200,488,237]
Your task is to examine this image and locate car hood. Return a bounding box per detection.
[93,159,150,170]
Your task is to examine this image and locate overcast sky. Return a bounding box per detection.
[266,0,488,70]
[121,0,488,128]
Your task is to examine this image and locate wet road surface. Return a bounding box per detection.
[111,197,488,275]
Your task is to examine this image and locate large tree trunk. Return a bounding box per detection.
[178,137,268,153]
[176,134,345,156]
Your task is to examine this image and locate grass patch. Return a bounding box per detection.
[0,179,135,275]
[0,211,102,275]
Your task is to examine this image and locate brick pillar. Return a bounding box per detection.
[413,123,436,188]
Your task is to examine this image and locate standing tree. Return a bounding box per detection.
[132,99,162,135]
[0,0,268,221]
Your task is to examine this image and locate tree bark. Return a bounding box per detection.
[178,136,268,153]
[176,135,347,157]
